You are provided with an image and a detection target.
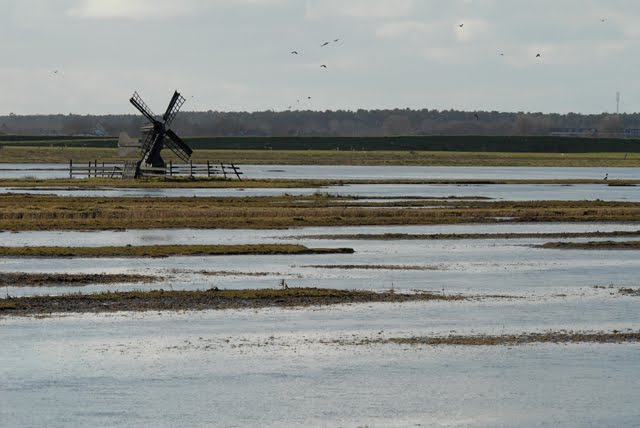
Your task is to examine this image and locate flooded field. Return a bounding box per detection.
[2,167,640,427]
[2,223,640,298]
[2,309,639,427]
[2,181,640,201]
[1,163,639,180]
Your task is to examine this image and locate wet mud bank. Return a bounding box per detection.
[0,288,466,316]
[0,272,159,287]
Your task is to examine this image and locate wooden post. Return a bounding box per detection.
[232,164,242,181]
[102,162,105,178]
[69,160,73,179]
[207,160,211,178]
[88,161,91,178]
[190,160,193,177]
[169,160,173,177]
[221,163,227,179]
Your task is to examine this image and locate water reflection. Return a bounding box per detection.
[1,182,639,201]
[2,163,639,180]
[3,223,640,297]
[2,309,639,427]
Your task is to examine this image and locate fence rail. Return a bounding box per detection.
[69,160,243,180]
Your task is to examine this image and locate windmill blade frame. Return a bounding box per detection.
[140,127,160,159]
[163,92,186,127]
[165,128,193,162]
[130,92,157,124]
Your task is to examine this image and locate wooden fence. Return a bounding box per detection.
[69,160,243,180]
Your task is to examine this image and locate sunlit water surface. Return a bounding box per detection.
[2,166,640,426]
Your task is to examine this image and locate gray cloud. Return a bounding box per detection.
[0,0,637,114]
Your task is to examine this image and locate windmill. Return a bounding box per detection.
[129,90,193,177]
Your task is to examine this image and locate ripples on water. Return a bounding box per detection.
[2,166,640,426]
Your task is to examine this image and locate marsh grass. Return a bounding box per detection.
[296,231,640,240]
[0,244,354,258]
[0,287,465,315]
[2,194,640,231]
[0,272,158,287]
[537,241,640,250]
[302,264,441,271]
[351,330,640,346]
[2,146,640,167]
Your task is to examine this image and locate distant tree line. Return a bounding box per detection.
[0,109,635,137]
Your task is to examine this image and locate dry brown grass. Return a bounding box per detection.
[0,272,158,287]
[0,288,465,315]
[0,244,354,258]
[2,194,640,230]
[351,330,640,346]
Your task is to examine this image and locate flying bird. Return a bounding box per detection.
[307,96,311,100]
[500,52,504,56]
[333,38,340,42]
[321,41,330,47]
[458,24,464,28]
[320,64,327,68]
[291,51,299,55]
[536,53,541,58]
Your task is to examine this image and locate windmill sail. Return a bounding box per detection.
[163,91,185,126]
[130,92,156,123]
[165,129,193,162]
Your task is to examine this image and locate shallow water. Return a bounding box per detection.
[2,182,639,201]
[2,165,640,426]
[3,223,640,298]
[1,163,639,180]
[2,309,639,427]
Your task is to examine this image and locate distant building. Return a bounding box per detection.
[91,123,109,137]
[623,128,640,137]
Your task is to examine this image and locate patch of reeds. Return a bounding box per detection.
[0,244,354,258]
[302,264,441,271]
[537,241,640,250]
[350,330,640,346]
[0,272,158,287]
[2,194,640,231]
[0,287,465,315]
[296,231,640,241]
[2,146,640,167]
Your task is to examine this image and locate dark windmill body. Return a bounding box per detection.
[129,91,193,177]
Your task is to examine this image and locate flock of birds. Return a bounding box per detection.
[286,38,341,109]
[282,17,582,112]
[456,23,545,59]
[48,18,611,114]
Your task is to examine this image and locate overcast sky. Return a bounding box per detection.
[1,0,639,115]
